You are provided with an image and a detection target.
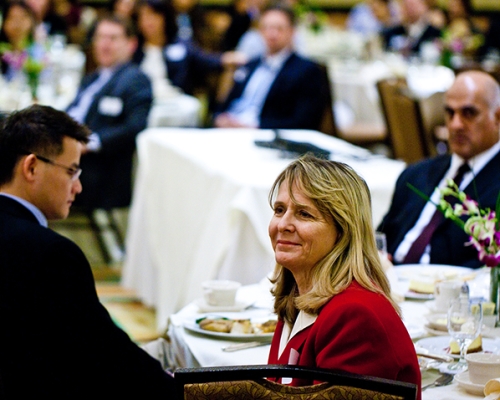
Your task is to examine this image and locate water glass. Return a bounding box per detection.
[447,299,483,372]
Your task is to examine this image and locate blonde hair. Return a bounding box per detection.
[269,155,400,325]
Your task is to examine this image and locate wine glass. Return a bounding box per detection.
[447,299,483,372]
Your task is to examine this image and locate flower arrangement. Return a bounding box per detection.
[0,41,46,100]
[409,179,500,318]
[437,19,484,68]
[437,179,500,267]
[293,0,328,34]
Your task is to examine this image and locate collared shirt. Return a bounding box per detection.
[228,48,291,127]
[278,310,317,359]
[140,44,168,82]
[67,67,115,124]
[0,193,47,227]
[394,140,500,264]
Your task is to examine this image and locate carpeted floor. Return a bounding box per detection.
[94,269,161,345]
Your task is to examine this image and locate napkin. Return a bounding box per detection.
[484,378,500,399]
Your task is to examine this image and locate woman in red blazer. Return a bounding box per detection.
[267,155,421,399]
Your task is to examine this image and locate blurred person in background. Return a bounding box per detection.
[67,15,152,210]
[214,4,325,129]
[382,0,441,56]
[26,0,68,40]
[132,0,246,96]
[0,1,38,80]
[347,0,400,37]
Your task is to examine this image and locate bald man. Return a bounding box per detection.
[378,71,500,268]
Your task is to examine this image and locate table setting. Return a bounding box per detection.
[166,262,500,399]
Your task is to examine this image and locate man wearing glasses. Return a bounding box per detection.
[0,105,175,397]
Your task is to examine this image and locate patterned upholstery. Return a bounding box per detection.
[174,365,417,400]
[184,379,405,400]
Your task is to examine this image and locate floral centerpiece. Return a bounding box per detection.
[293,0,328,34]
[409,180,500,315]
[437,19,484,68]
[0,40,46,100]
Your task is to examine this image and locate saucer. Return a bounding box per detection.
[454,371,485,396]
[195,298,251,313]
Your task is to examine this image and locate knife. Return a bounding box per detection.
[222,341,272,352]
[416,351,454,363]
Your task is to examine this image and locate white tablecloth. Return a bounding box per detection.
[168,277,496,400]
[121,128,405,330]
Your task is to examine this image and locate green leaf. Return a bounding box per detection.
[496,191,500,231]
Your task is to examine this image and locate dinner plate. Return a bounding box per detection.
[194,299,252,313]
[454,371,485,396]
[395,264,474,300]
[183,320,275,341]
[415,336,500,358]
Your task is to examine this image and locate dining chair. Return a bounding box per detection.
[174,364,418,400]
[319,65,387,147]
[377,78,436,164]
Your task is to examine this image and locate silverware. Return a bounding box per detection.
[422,373,454,391]
[222,341,271,352]
[416,351,454,363]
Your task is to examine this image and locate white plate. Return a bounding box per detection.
[454,371,485,396]
[183,320,275,341]
[415,336,500,358]
[195,299,252,313]
[396,264,474,300]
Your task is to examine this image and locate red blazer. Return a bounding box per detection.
[268,281,421,400]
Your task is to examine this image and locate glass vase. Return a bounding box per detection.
[490,266,500,326]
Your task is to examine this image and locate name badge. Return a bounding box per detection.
[98,96,123,116]
[233,67,248,83]
[165,43,187,62]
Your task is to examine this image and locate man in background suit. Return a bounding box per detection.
[382,0,441,56]
[0,105,175,397]
[213,4,326,130]
[67,15,152,209]
[378,71,500,268]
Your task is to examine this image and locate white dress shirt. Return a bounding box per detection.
[227,49,291,127]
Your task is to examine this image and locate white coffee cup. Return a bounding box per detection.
[466,353,500,385]
[202,280,241,307]
[434,281,462,312]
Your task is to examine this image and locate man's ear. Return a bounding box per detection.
[128,37,138,57]
[20,154,39,182]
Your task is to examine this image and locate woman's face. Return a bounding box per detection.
[138,5,166,41]
[3,5,34,46]
[26,0,50,19]
[269,181,338,284]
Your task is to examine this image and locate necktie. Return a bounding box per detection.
[403,163,471,264]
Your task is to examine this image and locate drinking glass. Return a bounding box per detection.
[447,299,483,372]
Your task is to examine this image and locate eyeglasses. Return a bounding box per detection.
[34,154,82,182]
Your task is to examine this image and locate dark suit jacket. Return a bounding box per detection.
[382,24,442,54]
[67,62,152,209]
[132,39,222,95]
[0,196,174,398]
[377,151,500,268]
[217,53,326,130]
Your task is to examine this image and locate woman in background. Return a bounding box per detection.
[267,155,421,399]
[0,1,38,79]
[133,0,245,95]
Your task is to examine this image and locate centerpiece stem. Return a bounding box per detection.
[491,267,500,326]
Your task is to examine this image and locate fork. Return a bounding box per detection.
[422,373,454,390]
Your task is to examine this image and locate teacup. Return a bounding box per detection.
[434,281,462,312]
[202,280,241,307]
[466,353,500,385]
